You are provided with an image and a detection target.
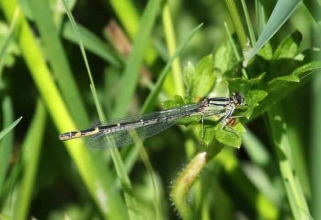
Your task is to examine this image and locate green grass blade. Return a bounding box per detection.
[0,1,128,218]
[136,141,163,220]
[267,104,310,219]
[0,116,22,140]
[244,0,302,66]
[224,22,249,79]
[29,0,90,127]
[311,63,321,218]
[162,3,184,96]
[61,0,97,98]
[224,0,247,47]
[109,0,140,41]
[109,0,157,64]
[141,23,203,113]
[62,21,123,67]
[255,0,267,34]
[112,0,162,118]
[284,93,311,198]
[241,0,256,45]
[13,100,46,220]
[0,96,15,196]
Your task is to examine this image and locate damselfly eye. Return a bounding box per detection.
[232,91,245,106]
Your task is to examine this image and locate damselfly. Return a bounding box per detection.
[59,91,245,149]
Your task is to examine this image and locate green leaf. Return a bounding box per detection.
[195,55,215,98]
[252,60,321,119]
[228,73,266,93]
[273,31,302,59]
[243,90,268,119]
[162,95,185,109]
[269,74,300,84]
[215,122,246,148]
[184,61,196,99]
[258,43,273,61]
[184,54,215,100]
[213,41,233,73]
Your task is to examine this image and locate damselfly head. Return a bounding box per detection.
[232,91,245,106]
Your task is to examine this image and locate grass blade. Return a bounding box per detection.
[13,100,46,220]
[0,116,22,140]
[162,3,184,96]
[244,0,302,66]
[0,97,15,196]
[109,0,157,64]
[267,104,310,219]
[62,21,123,67]
[29,0,90,128]
[141,23,203,113]
[112,0,162,118]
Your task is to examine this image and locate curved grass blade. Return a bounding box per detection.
[0,116,22,140]
[243,0,302,66]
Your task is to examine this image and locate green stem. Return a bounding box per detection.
[171,145,222,219]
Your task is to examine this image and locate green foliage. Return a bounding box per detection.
[0,0,319,219]
[184,54,215,101]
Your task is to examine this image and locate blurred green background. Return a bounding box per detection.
[0,0,320,219]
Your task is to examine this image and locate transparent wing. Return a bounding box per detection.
[90,102,202,128]
[86,119,177,149]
